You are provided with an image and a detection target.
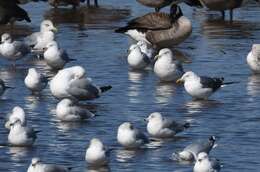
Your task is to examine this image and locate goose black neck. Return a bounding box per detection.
[170,5,183,22]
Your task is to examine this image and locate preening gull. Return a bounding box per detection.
[24,68,48,93]
[173,136,216,162]
[145,112,190,138]
[177,71,237,100]
[154,48,184,82]
[5,106,26,129]
[85,138,110,167]
[0,78,13,97]
[56,98,95,122]
[136,40,155,60]
[127,44,150,70]
[50,66,112,101]
[44,41,75,70]
[193,152,221,172]
[117,122,149,149]
[247,44,260,74]
[27,157,72,172]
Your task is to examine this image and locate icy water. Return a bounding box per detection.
[0,1,260,172]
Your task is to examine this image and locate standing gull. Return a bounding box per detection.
[247,44,260,74]
[193,152,221,172]
[56,98,95,122]
[24,68,48,93]
[85,138,109,167]
[154,48,184,82]
[5,106,26,129]
[176,71,236,100]
[117,122,149,149]
[0,79,13,97]
[44,41,75,70]
[27,157,72,172]
[145,112,190,138]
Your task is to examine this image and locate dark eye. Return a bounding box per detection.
[130,125,134,130]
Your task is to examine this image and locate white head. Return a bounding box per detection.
[58,98,73,107]
[45,41,58,51]
[155,48,173,61]
[252,44,260,57]
[1,33,12,43]
[28,68,39,77]
[177,71,198,83]
[9,117,22,128]
[146,112,163,123]
[128,44,141,53]
[12,106,25,116]
[40,20,57,33]
[71,66,86,79]
[197,152,209,162]
[89,138,104,150]
[118,122,134,132]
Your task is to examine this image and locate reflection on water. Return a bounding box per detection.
[185,100,222,115]
[86,166,111,172]
[155,83,176,105]
[8,147,32,161]
[115,149,140,162]
[247,74,260,96]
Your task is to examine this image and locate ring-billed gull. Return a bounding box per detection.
[27,157,72,172]
[247,44,260,74]
[117,122,149,149]
[56,98,95,122]
[8,118,39,146]
[136,40,155,60]
[0,78,13,97]
[24,68,48,93]
[0,33,30,63]
[5,106,26,129]
[44,41,75,70]
[145,112,190,138]
[50,66,112,101]
[193,152,221,172]
[85,138,109,167]
[173,136,216,162]
[25,20,57,52]
[127,44,150,70]
[154,48,184,82]
[176,71,237,100]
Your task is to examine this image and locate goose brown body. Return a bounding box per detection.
[136,0,174,11]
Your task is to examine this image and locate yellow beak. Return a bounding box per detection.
[52,27,58,33]
[176,78,183,84]
[154,54,160,60]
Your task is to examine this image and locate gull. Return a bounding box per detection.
[117,122,149,149]
[127,44,150,70]
[145,112,190,138]
[25,20,57,53]
[247,44,260,74]
[173,136,216,162]
[5,106,26,129]
[50,66,112,101]
[24,68,48,93]
[27,157,72,172]
[44,41,75,70]
[176,71,237,100]
[194,152,221,172]
[0,78,13,97]
[8,118,39,146]
[56,98,95,122]
[137,40,155,60]
[154,48,184,82]
[85,138,109,167]
[0,33,30,63]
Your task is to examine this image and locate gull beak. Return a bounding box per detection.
[144,118,148,122]
[176,78,183,84]
[51,27,58,33]
[43,47,47,52]
[154,54,160,61]
[127,49,130,54]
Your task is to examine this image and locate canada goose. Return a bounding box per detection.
[115,4,192,49]
[136,0,174,12]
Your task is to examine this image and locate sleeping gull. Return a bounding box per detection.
[145,112,190,138]
[44,41,75,70]
[27,157,72,172]
[176,71,237,100]
[56,98,95,122]
[127,44,150,70]
[247,44,260,74]
[5,106,26,129]
[154,48,184,82]
[85,138,110,167]
[137,40,155,60]
[0,33,30,63]
[193,152,221,172]
[0,78,13,97]
[8,118,39,146]
[173,136,216,162]
[24,68,48,93]
[117,122,149,149]
[50,66,112,101]
[25,20,57,53]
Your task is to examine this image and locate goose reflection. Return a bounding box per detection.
[185,100,221,115]
[155,83,176,105]
[247,74,260,96]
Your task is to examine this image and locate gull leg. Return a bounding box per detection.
[229,9,233,22]
[94,0,98,7]
[221,11,225,20]
[87,0,90,7]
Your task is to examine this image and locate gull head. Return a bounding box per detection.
[252,44,260,57]
[89,138,104,149]
[45,41,58,51]
[41,20,58,33]
[72,66,86,79]
[176,71,198,84]
[154,48,173,61]
[58,98,73,107]
[118,122,134,131]
[28,68,39,77]
[197,152,209,162]
[1,33,12,43]
[145,112,163,123]
[12,106,25,116]
[31,157,41,167]
[9,117,22,128]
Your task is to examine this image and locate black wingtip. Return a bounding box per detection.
[209,136,216,142]
[100,85,112,93]
[184,122,190,129]
[115,27,128,33]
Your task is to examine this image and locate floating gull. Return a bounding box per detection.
[85,138,109,167]
[193,152,221,172]
[5,106,26,129]
[137,40,155,60]
[154,48,184,82]
[24,68,48,93]
[0,78,13,97]
[50,66,112,101]
[44,41,75,70]
[127,44,150,70]
[247,44,260,74]
[27,157,72,172]
[173,136,216,162]
[145,112,190,138]
[0,33,30,63]
[117,122,149,149]
[176,71,237,100]
[8,118,39,146]
[56,98,95,122]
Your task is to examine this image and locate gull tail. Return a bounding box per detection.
[183,122,190,129]
[100,85,112,93]
[222,81,240,85]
